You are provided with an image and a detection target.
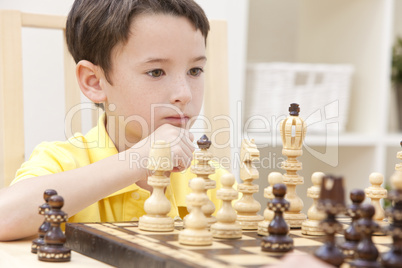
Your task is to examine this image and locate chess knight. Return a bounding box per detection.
[234,139,264,230]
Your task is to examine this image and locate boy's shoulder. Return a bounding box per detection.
[12,115,117,184]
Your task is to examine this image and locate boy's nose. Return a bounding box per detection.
[169,78,192,106]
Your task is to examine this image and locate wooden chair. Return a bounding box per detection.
[0,10,230,188]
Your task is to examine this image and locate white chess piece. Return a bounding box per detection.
[280,103,307,228]
[301,172,326,235]
[211,173,242,239]
[364,172,387,222]
[139,140,174,232]
[179,177,212,245]
[257,172,283,236]
[234,139,264,230]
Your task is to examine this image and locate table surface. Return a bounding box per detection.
[0,236,112,267]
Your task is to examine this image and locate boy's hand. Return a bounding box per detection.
[134,124,195,176]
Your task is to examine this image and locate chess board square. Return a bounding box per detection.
[377,244,392,253]
[372,235,392,244]
[212,234,255,244]
[168,240,232,250]
[289,229,303,236]
[85,223,110,231]
[216,253,281,266]
[293,237,324,247]
[112,222,137,227]
[124,226,180,235]
[241,246,266,255]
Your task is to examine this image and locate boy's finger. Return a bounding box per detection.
[188,132,194,142]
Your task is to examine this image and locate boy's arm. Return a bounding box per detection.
[0,124,194,241]
[0,149,143,241]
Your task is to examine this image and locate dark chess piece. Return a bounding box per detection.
[381,169,402,268]
[350,204,380,268]
[197,134,212,149]
[340,189,365,259]
[261,183,293,254]
[31,189,57,254]
[38,195,71,262]
[314,175,346,267]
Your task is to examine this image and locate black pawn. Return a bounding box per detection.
[381,178,402,268]
[314,175,346,267]
[38,195,71,262]
[340,189,365,259]
[197,134,211,149]
[31,189,57,254]
[350,204,380,268]
[261,183,293,254]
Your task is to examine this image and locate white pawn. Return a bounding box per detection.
[179,178,212,246]
[364,172,387,222]
[211,173,242,239]
[257,172,283,236]
[301,172,326,235]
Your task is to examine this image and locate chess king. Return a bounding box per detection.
[280,103,307,228]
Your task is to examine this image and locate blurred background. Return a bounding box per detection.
[0,0,401,213]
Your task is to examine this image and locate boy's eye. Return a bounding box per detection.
[188,68,204,77]
[147,69,165,77]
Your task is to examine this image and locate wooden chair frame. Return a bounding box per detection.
[0,10,229,188]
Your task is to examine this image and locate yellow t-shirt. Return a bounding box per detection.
[12,114,228,222]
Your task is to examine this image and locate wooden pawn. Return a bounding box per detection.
[211,173,242,239]
[301,172,326,235]
[258,172,283,236]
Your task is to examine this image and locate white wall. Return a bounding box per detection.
[247,0,299,63]
[0,0,75,159]
[0,0,248,161]
[195,0,249,176]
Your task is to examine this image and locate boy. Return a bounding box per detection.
[0,0,227,241]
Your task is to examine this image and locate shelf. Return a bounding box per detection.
[384,133,402,147]
[246,132,393,147]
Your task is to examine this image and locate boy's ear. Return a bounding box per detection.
[76,60,107,103]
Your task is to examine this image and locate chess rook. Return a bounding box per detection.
[314,175,346,267]
[211,173,242,239]
[139,140,174,232]
[258,172,283,236]
[179,177,213,246]
[301,172,326,236]
[280,103,307,228]
[32,189,57,254]
[189,135,216,226]
[340,189,365,259]
[381,145,402,267]
[261,183,294,255]
[234,139,264,230]
[38,195,71,262]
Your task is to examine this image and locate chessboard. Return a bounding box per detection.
[65,219,392,268]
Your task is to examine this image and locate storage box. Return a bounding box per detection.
[245,62,354,134]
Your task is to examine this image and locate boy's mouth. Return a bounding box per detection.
[164,115,190,127]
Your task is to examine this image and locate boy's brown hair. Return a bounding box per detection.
[66,0,210,84]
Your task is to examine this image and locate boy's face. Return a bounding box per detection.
[101,13,206,145]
